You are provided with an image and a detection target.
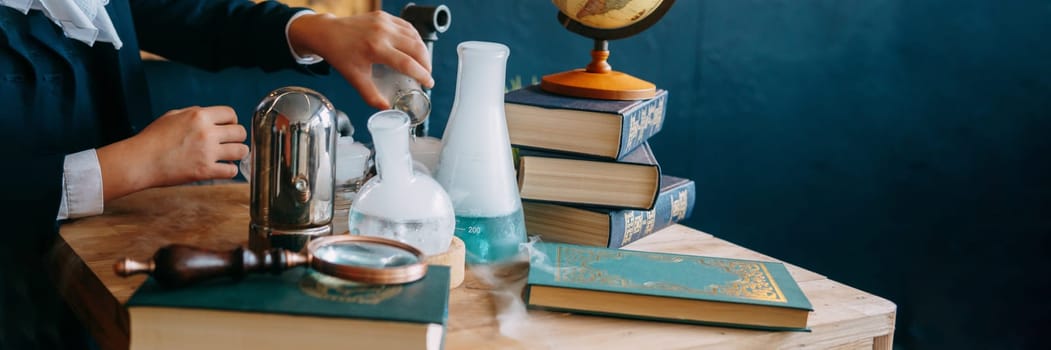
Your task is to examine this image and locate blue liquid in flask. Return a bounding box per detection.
[454,208,527,264]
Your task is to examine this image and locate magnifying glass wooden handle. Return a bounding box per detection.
[114,244,308,289]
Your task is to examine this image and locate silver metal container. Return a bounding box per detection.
[248,87,337,252]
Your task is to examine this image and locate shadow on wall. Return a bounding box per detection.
[141,0,1051,349]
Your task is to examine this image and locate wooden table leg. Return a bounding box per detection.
[49,238,130,350]
[872,334,894,350]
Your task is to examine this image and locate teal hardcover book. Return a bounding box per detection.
[524,243,813,331]
[126,266,450,350]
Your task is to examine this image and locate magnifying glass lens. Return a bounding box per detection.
[315,241,420,268]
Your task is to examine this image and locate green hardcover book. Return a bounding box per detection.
[523,243,813,331]
[126,266,450,350]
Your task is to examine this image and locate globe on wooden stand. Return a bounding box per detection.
[541,0,676,100]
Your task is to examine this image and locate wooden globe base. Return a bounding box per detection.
[540,50,656,101]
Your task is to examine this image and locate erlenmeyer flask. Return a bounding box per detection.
[435,41,527,264]
[348,110,455,256]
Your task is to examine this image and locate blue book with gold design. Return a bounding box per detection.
[505,84,667,160]
[125,266,450,350]
[523,175,695,248]
[524,243,813,331]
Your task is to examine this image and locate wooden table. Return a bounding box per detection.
[51,183,896,350]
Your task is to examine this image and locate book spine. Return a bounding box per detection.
[607,179,695,248]
[616,92,668,159]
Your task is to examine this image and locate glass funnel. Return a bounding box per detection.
[435,41,527,264]
[347,110,455,256]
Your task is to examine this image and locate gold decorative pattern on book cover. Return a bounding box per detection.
[670,189,689,222]
[626,95,665,147]
[621,188,690,246]
[621,210,657,246]
[554,245,788,303]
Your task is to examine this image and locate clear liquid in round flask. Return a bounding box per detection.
[347,110,455,256]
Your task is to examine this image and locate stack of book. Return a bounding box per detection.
[506,87,815,332]
[505,84,696,248]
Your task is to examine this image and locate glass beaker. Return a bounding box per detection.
[435,41,527,265]
[347,110,455,256]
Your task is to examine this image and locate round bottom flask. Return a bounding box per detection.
[347,110,455,256]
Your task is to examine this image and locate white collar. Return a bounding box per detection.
[0,0,123,49]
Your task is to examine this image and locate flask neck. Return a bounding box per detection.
[368,111,415,184]
[452,42,510,111]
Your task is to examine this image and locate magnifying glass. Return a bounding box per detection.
[114,235,427,289]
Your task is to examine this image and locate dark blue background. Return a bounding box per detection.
[145,1,1051,348]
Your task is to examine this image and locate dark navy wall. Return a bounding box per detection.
[144,0,1051,348]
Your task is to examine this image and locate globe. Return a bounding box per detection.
[552,0,665,30]
[542,0,675,100]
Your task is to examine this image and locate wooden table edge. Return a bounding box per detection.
[49,184,897,350]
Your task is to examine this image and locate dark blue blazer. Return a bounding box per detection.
[0,1,324,348]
